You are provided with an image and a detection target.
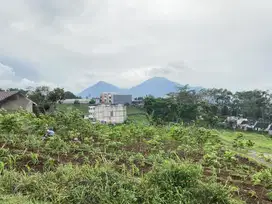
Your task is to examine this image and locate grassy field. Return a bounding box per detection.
[0,195,49,204]
[127,106,146,114]
[127,106,149,124]
[56,103,89,114]
[219,130,272,154]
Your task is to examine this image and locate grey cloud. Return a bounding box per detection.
[25,0,86,26]
[147,61,189,77]
[0,56,40,81]
[0,0,272,92]
[148,68,172,76]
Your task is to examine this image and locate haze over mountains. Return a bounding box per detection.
[78,77,201,98]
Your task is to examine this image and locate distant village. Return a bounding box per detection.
[60,91,146,124]
[0,90,142,125]
[1,89,272,136]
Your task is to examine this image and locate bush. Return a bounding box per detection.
[252,169,272,188]
[141,161,237,204]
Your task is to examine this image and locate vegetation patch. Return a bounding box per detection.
[0,110,271,203]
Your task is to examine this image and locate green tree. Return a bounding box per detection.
[235,90,271,120]
[89,99,96,105]
[28,86,51,113]
[74,100,80,105]
[48,88,65,104]
[28,87,65,113]
[64,91,79,99]
[6,88,28,95]
[200,88,233,116]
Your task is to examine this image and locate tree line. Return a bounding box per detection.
[143,86,272,126]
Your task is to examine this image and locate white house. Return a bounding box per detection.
[87,104,127,124]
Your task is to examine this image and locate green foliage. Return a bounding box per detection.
[267,191,272,201]
[142,161,238,204]
[0,194,50,204]
[28,86,65,113]
[89,99,96,105]
[252,169,272,188]
[74,100,80,105]
[64,91,79,99]
[0,109,269,203]
[144,87,272,126]
[232,133,255,150]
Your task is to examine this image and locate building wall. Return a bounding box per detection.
[112,94,132,105]
[62,99,90,104]
[100,92,115,104]
[88,104,127,123]
[1,95,33,112]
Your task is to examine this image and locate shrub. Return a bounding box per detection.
[252,169,272,188]
[74,100,80,105]
[141,161,238,204]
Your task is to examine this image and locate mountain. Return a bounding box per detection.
[78,77,201,98]
[129,77,181,97]
[78,81,121,98]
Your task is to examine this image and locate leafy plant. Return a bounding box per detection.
[252,169,272,188]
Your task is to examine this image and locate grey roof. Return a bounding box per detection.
[0,91,37,105]
[0,91,19,102]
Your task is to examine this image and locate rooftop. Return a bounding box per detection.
[0,91,19,102]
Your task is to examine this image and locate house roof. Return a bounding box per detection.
[0,91,37,105]
[0,91,19,102]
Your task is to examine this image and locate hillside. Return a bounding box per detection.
[78,77,198,98]
[0,110,272,203]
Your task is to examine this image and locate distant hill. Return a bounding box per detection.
[129,77,181,97]
[79,81,120,98]
[78,77,201,98]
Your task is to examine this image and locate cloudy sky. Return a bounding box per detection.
[0,0,271,93]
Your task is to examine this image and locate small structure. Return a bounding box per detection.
[87,104,127,124]
[93,98,100,105]
[132,97,144,106]
[100,92,132,105]
[265,124,272,136]
[237,118,250,130]
[100,92,115,104]
[253,121,270,131]
[62,99,90,104]
[112,94,132,105]
[0,91,36,112]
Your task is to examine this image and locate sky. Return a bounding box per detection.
[0,0,272,93]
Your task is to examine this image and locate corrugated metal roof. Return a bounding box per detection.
[0,91,19,102]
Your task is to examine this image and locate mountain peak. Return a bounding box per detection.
[79,81,120,98]
[145,77,174,83]
[129,77,181,97]
[78,77,201,98]
[95,81,112,86]
[149,76,168,80]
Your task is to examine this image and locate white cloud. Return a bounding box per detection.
[0,62,55,90]
[0,0,272,93]
[0,63,16,77]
